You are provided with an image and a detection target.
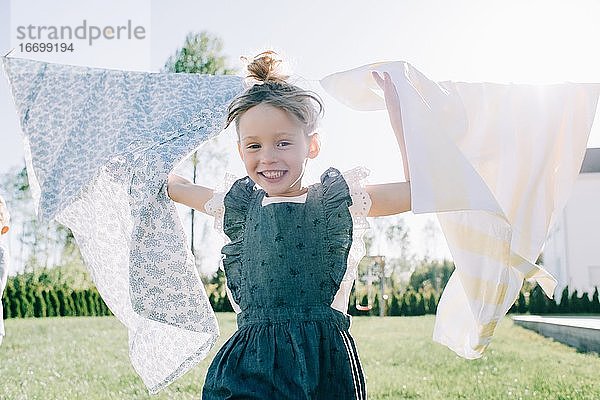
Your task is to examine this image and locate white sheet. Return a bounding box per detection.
[321,61,600,358]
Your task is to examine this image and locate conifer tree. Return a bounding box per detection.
[416,292,426,315]
[2,291,9,319]
[33,290,47,317]
[85,290,96,316]
[57,289,68,316]
[570,290,580,313]
[592,287,600,313]
[221,292,234,312]
[43,290,55,317]
[390,294,401,316]
[24,287,36,317]
[517,291,526,313]
[581,292,591,313]
[559,286,570,313]
[93,291,103,316]
[78,291,89,316]
[348,288,357,316]
[6,280,20,318]
[427,292,437,314]
[400,292,410,316]
[70,291,79,316]
[407,290,418,316]
[49,289,60,317]
[371,294,380,317]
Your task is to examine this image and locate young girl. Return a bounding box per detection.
[168,51,412,399]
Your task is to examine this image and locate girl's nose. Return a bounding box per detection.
[260,147,278,163]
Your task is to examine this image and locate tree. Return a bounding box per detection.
[48,289,60,317]
[399,292,409,316]
[33,290,46,317]
[57,289,69,316]
[370,294,381,317]
[163,31,236,269]
[559,286,570,313]
[389,294,401,316]
[529,285,547,314]
[426,292,437,314]
[415,292,426,315]
[409,259,455,292]
[407,289,418,316]
[43,290,55,317]
[580,292,591,313]
[517,291,527,313]
[570,290,580,313]
[5,279,20,318]
[592,287,600,313]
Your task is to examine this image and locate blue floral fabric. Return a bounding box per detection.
[2,56,244,393]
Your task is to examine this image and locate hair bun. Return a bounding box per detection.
[243,50,289,84]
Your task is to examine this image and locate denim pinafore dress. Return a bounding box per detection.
[202,167,367,400]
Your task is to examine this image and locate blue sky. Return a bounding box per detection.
[2,0,600,264]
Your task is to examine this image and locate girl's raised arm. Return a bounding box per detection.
[372,71,410,182]
[364,71,411,217]
[365,181,411,217]
[167,173,215,214]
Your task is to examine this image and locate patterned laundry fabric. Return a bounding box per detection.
[321,61,600,359]
[1,56,243,393]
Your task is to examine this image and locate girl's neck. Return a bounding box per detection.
[265,187,308,198]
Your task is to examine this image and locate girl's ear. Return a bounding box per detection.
[307,133,321,159]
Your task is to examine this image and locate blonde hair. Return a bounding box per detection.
[226,51,324,136]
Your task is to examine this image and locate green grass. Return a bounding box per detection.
[1,314,599,399]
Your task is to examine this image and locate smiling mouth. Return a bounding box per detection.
[259,170,287,180]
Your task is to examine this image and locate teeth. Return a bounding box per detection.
[262,170,285,179]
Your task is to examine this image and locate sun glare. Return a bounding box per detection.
[456,2,600,84]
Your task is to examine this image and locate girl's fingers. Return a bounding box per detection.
[372,70,400,108]
[372,71,385,89]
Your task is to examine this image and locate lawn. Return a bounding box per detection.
[1,314,599,399]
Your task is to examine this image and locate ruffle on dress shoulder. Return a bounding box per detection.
[220,176,256,306]
[341,166,371,282]
[204,172,240,236]
[204,172,242,313]
[320,167,354,290]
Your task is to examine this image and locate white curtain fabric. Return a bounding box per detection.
[321,61,600,359]
[1,56,244,393]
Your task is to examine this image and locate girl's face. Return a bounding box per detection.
[237,103,320,197]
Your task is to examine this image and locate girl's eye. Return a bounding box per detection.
[278,141,291,147]
[247,144,260,149]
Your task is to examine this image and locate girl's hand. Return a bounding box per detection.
[372,71,401,119]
